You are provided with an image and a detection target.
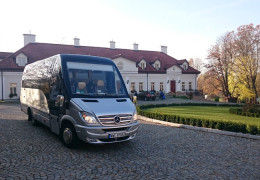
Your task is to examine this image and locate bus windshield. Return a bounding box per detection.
[67,62,127,98]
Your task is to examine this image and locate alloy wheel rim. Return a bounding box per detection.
[63,128,72,144]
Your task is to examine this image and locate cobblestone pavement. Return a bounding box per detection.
[0,103,259,179]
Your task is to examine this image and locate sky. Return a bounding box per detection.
[0,0,259,62]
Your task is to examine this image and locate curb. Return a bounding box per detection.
[138,115,260,140]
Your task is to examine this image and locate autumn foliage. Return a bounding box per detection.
[204,24,260,102]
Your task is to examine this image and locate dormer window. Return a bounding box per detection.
[16,53,28,66]
[141,62,145,69]
[153,60,161,70]
[139,60,146,69]
[155,63,159,70]
[182,62,188,70]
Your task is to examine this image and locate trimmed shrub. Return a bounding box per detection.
[209,121,217,129]
[185,118,190,125]
[176,116,180,123]
[202,119,210,128]
[137,104,259,135]
[190,118,196,126]
[216,121,225,130]
[196,119,202,127]
[230,104,260,118]
[247,125,258,135]
[180,117,185,124]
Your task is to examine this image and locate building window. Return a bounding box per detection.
[172,67,175,70]
[183,63,188,70]
[151,82,155,91]
[155,63,160,70]
[160,82,164,91]
[140,62,145,69]
[10,83,17,97]
[16,53,28,66]
[139,82,143,92]
[182,82,185,91]
[17,57,27,66]
[189,82,192,91]
[131,82,135,92]
[117,62,123,70]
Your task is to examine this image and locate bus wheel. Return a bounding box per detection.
[31,114,38,126]
[28,109,32,122]
[61,123,78,148]
[28,109,38,126]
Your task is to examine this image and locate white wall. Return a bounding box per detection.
[113,57,138,73]
[180,74,197,91]
[166,65,182,74]
[1,72,22,100]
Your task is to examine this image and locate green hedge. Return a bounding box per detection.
[229,108,260,118]
[139,103,242,110]
[137,104,259,135]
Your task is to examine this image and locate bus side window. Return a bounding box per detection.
[50,76,59,101]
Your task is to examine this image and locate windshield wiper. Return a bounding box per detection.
[74,92,126,97]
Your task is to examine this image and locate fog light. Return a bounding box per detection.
[131,134,136,138]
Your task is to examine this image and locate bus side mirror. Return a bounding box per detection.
[65,100,70,109]
[55,95,64,107]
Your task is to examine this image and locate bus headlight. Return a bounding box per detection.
[132,110,138,122]
[81,112,98,124]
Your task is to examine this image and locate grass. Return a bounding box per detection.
[143,106,260,127]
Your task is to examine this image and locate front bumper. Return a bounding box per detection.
[74,121,139,144]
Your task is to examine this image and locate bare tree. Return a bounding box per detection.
[189,58,203,72]
[206,31,236,98]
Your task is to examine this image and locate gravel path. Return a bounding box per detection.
[0,103,259,179]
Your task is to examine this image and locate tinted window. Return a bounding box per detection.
[67,62,127,98]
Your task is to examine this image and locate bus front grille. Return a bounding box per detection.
[98,114,132,126]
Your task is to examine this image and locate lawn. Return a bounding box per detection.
[143,106,260,127]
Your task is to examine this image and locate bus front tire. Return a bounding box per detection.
[61,123,78,148]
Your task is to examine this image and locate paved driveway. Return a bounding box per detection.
[0,103,259,179]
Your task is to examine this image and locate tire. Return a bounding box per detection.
[28,109,38,126]
[31,114,39,126]
[28,109,32,122]
[61,123,79,148]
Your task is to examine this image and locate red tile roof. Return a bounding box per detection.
[0,43,200,74]
[177,59,189,65]
[0,52,12,59]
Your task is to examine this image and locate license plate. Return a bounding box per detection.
[108,132,126,138]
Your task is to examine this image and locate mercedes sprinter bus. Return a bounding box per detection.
[20,54,139,148]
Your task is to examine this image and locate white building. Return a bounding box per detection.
[0,34,200,100]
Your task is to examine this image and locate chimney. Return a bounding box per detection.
[74,37,80,46]
[133,43,139,51]
[110,40,115,49]
[23,34,36,46]
[161,45,167,54]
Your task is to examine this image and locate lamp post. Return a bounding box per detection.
[1,70,3,101]
[146,72,148,91]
